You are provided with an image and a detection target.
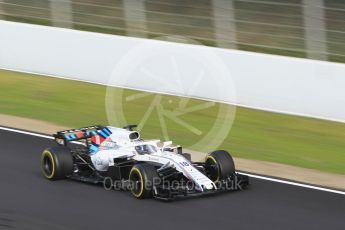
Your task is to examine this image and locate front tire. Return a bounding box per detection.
[205,150,235,182]
[41,146,73,180]
[129,163,159,199]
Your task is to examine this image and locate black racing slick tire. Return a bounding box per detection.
[41,146,73,180]
[205,150,235,182]
[129,163,159,199]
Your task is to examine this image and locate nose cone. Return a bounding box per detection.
[204,183,214,190]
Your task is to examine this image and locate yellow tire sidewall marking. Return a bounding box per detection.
[130,167,144,198]
[41,150,55,179]
[206,155,220,182]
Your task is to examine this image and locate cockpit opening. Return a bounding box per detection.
[135,144,158,155]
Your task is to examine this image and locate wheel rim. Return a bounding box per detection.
[42,152,54,178]
[129,168,143,197]
[205,156,220,182]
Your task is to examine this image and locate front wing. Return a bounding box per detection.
[153,173,249,200]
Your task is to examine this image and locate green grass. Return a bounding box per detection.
[1,69,345,174]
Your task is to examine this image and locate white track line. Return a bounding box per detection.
[239,172,345,195]
[1,126,344,196]
[0,126,54,139]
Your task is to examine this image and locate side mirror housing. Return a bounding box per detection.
[162,141,172,149]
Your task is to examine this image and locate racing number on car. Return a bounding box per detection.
[180,162,190,167]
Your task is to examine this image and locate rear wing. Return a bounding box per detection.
[53,125,105,146]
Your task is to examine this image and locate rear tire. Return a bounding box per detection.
[41,146,73,180]
[129,163,159,199]
[205,150,235,182]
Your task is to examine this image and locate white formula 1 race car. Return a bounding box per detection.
[41,125,249,200]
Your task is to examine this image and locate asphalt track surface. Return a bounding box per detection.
[0,129,344,230]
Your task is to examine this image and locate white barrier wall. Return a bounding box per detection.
[1,20,345,122]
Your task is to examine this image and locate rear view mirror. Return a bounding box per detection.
[162,141,172,148]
